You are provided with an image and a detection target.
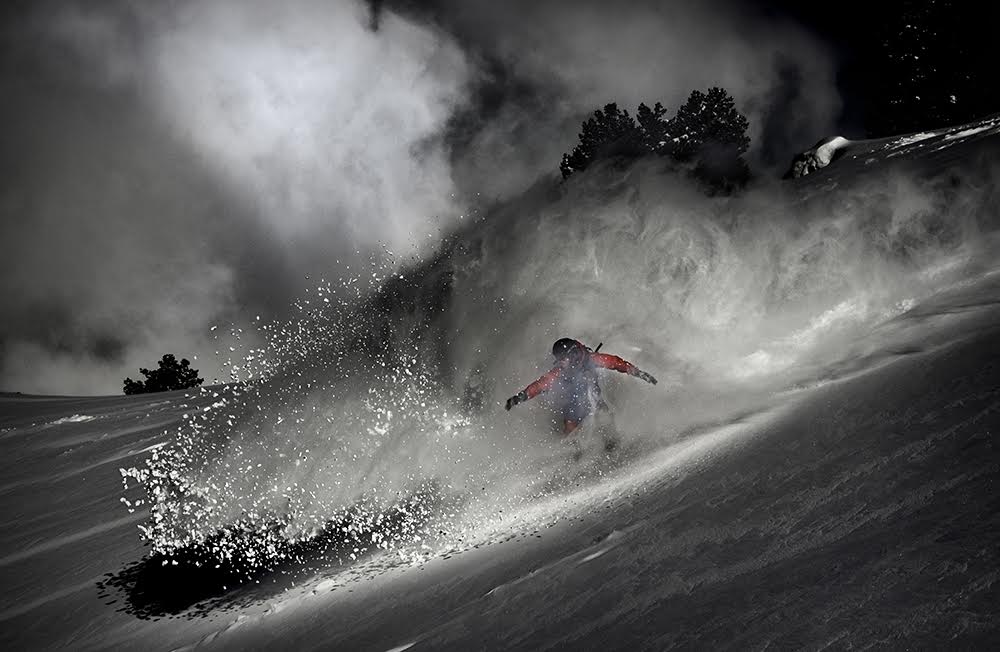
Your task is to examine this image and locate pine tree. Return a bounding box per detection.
[123,354,204,395]
[560,103,645,178]
[559,89,752,192]
[661,87,751,191]
[636,101,669,152]
[662,88,750,161]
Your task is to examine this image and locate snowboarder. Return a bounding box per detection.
[504,338,657,438]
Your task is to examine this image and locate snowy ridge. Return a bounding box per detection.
[787,112,1000,178]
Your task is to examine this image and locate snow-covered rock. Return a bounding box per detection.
[785,135,851,178]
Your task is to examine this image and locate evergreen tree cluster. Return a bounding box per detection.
[123,354,204,395]
[560,87,750,191]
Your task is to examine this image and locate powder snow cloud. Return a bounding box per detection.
[0,0,841,394]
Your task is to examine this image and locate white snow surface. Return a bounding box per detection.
[890,131,936,147]
[1,117,1000,650]
[944,123,999,140]
[48,414,95,425]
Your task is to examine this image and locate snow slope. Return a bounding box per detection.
[1,117,999,650]
[788,113,1000,181]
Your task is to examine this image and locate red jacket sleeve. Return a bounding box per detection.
[522,366,564,399]
[590,352,638,375]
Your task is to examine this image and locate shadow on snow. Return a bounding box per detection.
[97,483,452,620]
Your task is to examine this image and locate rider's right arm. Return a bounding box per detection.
[523,366,563,399]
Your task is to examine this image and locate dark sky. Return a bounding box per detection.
[0,0,990,394]
[748,0,999,132]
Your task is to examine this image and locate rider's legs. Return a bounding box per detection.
[593,400,619,450]
[558,388,591,436]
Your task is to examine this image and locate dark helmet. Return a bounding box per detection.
[552,338,586,360]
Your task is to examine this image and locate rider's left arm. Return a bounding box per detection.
[590,352,657,384]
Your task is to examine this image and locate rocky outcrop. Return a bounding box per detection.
[784,136,851,179]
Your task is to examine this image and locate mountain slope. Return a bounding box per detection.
[1,116,999,650]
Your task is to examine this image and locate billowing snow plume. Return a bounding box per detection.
[122,133,999,572]
[0,0,471,394]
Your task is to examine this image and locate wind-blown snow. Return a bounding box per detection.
[118,116,1000,579]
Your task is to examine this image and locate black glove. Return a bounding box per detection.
[634,369,657,385]
[505,391,527,411]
